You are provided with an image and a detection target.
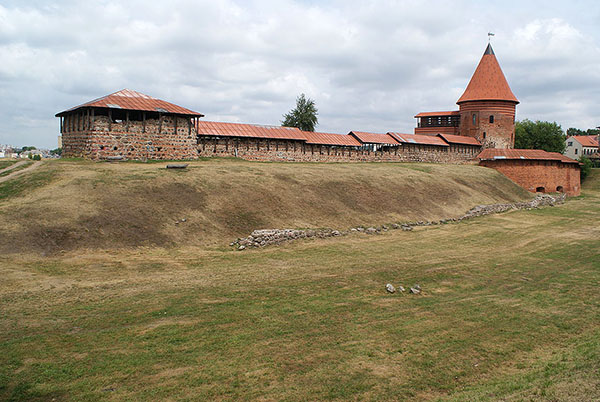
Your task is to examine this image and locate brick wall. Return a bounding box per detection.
[197,137,480,163]
[62,115,197,160]
[479,159,580,196]
[459,101,516,149]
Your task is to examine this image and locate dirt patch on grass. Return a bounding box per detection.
[0,160,532,255]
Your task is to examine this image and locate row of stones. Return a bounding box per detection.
[231,193,566,250]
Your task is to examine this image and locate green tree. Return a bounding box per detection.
[281,93,318,132]
[515,119,566,153]
[579,156,593,181]
[50,148,62,156]
[566,127,600,136]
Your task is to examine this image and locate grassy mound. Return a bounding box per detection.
[0,169,598,400]
[0,159,531,255]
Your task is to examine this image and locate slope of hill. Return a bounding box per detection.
[0,159,531,254]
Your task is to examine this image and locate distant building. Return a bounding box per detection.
[564,135,599,160]
[415,44,519,149]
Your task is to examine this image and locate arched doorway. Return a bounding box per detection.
[536,186,545,193]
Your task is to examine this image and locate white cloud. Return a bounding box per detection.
[1,0,600,147]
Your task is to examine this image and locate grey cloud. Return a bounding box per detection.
[2,0,600,148]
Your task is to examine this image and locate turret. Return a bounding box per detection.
[457,44,519,148]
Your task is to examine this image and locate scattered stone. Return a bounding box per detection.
[228,194,566,249]
[410,287,421,295]
[414,284,421,291]
[166,163,189,169]
[237,245,246,251]
[398,285,405,292]
[181,218,186,222]
[385,283,396,293]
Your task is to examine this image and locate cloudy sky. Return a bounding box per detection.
[1,0,600,148]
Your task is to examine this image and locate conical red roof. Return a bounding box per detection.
[457,44,518,104]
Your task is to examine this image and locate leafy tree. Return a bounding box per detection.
[515,119,566,153]
[281,93,318,132]
[579,156,593,181]
[33,154,42,161]
[566,127,600,137]
[50,148,62,156]
[20,146,36,153]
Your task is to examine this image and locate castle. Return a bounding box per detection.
[415,43,519,149]
[55,44,581,195]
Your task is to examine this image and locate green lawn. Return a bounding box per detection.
[0,170,598,401]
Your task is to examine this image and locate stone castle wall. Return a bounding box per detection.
[62,115,197,160]
[197,137,480,163]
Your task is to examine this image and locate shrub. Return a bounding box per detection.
[579,156,592,181]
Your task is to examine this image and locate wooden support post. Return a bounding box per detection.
[91,108,95,130]
[158,114,162,134]
[108,109,112,132]
[125,111,129,132]
[174,114,178,134]
[142,112,146,133]
[188,118,191,135]
[60,117,63,134]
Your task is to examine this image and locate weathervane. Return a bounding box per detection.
[488,32,495,43]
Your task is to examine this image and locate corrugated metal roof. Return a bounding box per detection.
[196,121,306,141]
[571,135,599,147]
[436,133,481,146]
[388,132,449,147]
[56,89,204,117]
[477,148,579,164]
[304,132,362,146]
[349,131,399,145]
[457,44,519,104]
[414,111,460,118]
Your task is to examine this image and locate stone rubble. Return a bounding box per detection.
[385,284,396,293]
[230,194,566,249]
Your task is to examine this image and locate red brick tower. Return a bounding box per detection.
[457,44,519,149]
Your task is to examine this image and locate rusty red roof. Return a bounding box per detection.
[477,148,579,164]
[457,44,519,104]
[304,132,361,147]
[56,89,204,117]
[196,120,306,141]
[414,111,460,118]
[388,132,449,147]
[571,136,599,147]
[436,133,481,146]
[349,131,399,145]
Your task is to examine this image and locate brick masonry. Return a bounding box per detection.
[62,114,197,160]
[459,101,516,149]
[479,159,580,196]
[197,137,481,163]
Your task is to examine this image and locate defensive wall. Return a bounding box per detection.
[478,149,581,196]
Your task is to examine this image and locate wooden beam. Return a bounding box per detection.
[142,112,146,133]
[174,114,178,135]
[126,111,129,132]
[158,113,162,134]
[108,110,112,132]
[91,108,95,130]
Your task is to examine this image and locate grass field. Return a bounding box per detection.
[0,161,598,401]
[0,159,19,170]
